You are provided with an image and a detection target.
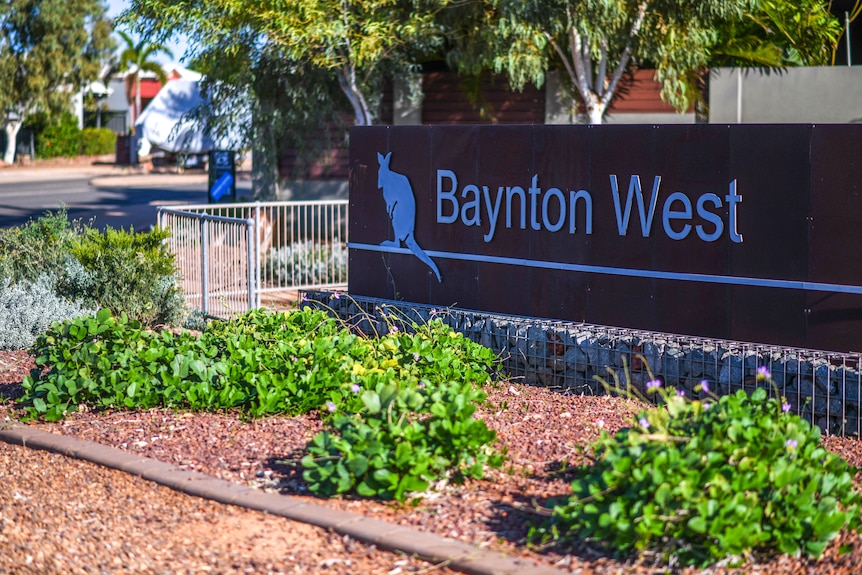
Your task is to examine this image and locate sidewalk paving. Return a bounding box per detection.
[0,162,137,183]
[90,172,210,187]
[0,156,223,187]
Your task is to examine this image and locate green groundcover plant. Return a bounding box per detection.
[18,306,494,420]
[530,369,862,567]
[301,366,504,502]
[19,306,505,500]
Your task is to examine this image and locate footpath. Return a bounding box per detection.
[0,158,209,187]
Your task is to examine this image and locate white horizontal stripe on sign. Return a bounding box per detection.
[348,242,862,295]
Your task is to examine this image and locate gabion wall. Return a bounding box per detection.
[302,292,862,438]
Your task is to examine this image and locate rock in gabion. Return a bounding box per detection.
[302,292,862,437]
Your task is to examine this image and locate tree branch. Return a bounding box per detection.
[601,0,648,109]
[544,32,578,93]
[595,41,608,97]
[569,27,592,97]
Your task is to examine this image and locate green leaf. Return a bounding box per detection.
[372,468,396,486]
[346,455,369,477]
[655,483,672,506]
[812,509,847,540]
[398,475,429,495]
[360,390,381,414]
[687,516,707,534]
[356,481,376,497]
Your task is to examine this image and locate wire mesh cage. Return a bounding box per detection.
[303,292,862,438]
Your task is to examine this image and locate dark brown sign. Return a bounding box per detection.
[348,125,862,353]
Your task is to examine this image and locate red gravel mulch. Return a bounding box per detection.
[2,348,862,574]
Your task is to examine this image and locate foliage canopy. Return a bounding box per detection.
[0,0,113,162]
[468,0,842,123]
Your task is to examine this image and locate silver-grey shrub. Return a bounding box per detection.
[265,241,347,286]
[0,274,95,350]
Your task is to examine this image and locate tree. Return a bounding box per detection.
[831,0,862,65]
[123,0,448,197]
[468,0,841,124]
[0,0,113,163]
[115,30,173,127]
[127,0,445,127]
[248,0,446,126]
[122,1,351,198]
[711,0,842,67]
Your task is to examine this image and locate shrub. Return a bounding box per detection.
[79,128,116,156]
[21,309,211,420]
[20,306,496,419]
[0,275,93,350]
[0,209,85,284]
[300,314,503,501]
[302,376,503,502]
[34,111,80,159]
[265,241,347,286]
[530,376,862,567]
[65,226,185,327]
[202,306,344,348]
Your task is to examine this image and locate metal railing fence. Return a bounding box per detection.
[158,200,348,316]
[158,208,256,316]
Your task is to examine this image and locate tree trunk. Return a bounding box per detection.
[3,120,22,164]
[587,102,606,125]
[337,67,373,126]
[251,100,280,201]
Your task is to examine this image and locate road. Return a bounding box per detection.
[0,173,252,231]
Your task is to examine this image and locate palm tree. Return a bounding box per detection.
[116,30,173,128]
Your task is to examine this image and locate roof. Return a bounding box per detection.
[114,63,202,82]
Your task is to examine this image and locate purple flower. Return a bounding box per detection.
[413,352,420,362]
[325,401,337,413]
[302,294,309,302]
[676,389,686,397]
[333,293,341,300]
[782,402,791,413]
[785,438,798,449]
[390,325,399,333]
[430,308,437,316]
[756,366,771,381]
[638,417,650,430]
[418,380,427,389]
[351,384,361,393]
[699,380,710,394]
[646,379,662,390]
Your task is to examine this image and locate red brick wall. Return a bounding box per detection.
[421,72,544,124]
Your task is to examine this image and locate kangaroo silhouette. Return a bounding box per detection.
[377,151,442,282]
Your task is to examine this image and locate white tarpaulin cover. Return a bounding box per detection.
[135,79,239,154]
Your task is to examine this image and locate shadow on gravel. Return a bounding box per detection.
[261,449,312,495]
[0,381,24,402]
[483,490,621,565]
[542,458,592,483]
